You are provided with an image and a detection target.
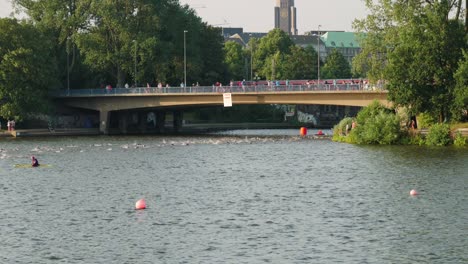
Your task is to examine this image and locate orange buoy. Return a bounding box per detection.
[135,198,146,210]
[300,127,307,136]
[410,189,418,196]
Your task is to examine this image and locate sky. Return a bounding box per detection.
[0,0,369,33]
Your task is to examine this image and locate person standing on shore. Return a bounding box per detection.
[7,120,11,131]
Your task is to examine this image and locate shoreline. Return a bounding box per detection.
[2,126,466,138]
[0,124,323,138]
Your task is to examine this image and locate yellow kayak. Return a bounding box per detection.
[14,164,52,168]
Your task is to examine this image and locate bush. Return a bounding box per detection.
[426,123,451,146]
[353,101,402,145]
[401,131,425,145]
[417,112,436,129]
[453,131,467,147]
[333,117,353,137]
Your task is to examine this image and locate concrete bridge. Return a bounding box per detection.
[55,85,389,134]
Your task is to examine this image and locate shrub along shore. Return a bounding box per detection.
[333,101,467,147]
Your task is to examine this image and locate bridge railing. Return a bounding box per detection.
[56,83,385,97]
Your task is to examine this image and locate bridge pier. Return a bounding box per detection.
[156,111,166,133]
[99,110,110,135]
[118,111,129,135]
[138,111,147,134]
[173,110,183,133]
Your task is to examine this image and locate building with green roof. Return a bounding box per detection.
[320,32,363,64]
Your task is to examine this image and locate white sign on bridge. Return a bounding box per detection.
[223,93,232,107]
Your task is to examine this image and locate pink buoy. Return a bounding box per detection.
[410,189,418,196]
[135,198,146,210]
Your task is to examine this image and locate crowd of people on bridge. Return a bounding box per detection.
[100,78,384,93]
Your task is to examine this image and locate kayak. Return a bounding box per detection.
[14,164,52,168]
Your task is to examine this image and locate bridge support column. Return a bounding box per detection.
[173,110,183,133]
[138,111,147,134]
[118,111,128,135]
[99,110,110,135]
[156,111,166,133]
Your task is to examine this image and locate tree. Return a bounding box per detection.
[321,49,352,79]
[253,29,295,80]
[452,50,468,121]
[282,45,317,80]
[352,101,402,145]
[12,0,97,89]
[197,25,226,85]
[0,18,58,120]
[353,0,467,122]
[223,41,245,81]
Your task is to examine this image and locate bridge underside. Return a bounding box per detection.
[62,91,389,111]
[59,91,389,134]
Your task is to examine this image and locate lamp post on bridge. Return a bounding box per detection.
[184,30,188,87]
[133,39,137,87]
[250,44,253,81]
[67,36,70,91]
[317,24,321,89]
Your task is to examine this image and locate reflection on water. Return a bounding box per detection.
[0,130,467,263]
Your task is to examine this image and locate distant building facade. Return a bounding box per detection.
[220,27,244,39]
[319,32,363,64]
[274,0,297,35]
[223,29,363,67]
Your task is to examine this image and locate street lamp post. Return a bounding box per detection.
[184,30,188,87]
[317,25,321,88]
[250,45,253,81]
[67,36,70,91]
[133,40,137,87]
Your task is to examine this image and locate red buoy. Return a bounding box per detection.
[300,127,307,136]
[410,189,418,196]
[135,198,146,210]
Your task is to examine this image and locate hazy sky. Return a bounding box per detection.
[0,0,369,33]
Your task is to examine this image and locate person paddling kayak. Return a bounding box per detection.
[31,156,39,167]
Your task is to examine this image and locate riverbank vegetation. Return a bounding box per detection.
[333,101,467,147]
[333,0,467,146]
[353,0,467,126]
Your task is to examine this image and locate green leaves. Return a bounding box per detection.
[0,18,58,120]
[354,0,467,122]
[322,49,351,79]
[353,101,402,145]
[223,41,245,81]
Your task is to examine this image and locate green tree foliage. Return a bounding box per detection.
[321,49,352,79]
[248,37,260,80]
[0,18,58,120]
[253,29,295,80]
[282,45,317,80]
[452,51,468,121]
[223,41,245,81]
[353,0,467,122]
[198,25,225,85]
[13,0,95,89]
[425,123,451,146]
[13,0,225,88]
[352,101,402,145]
[332,117,355,143]
[453,131,466,147]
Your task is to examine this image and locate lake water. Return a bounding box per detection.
[0,129,467,263]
